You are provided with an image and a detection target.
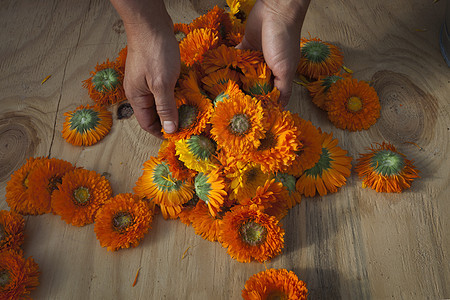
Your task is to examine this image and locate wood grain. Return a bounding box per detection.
[0,0,449,299]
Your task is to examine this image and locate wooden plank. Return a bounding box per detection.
[0,0,449,299]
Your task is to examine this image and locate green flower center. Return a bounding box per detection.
[248,82,272,95]
[47,175,63,193]
[178,104,198,129]
[257,132,277,151]
[194,172,212,203]
[239,220,267,246]
[275,173,296,192]
[112,211,133,232]
[370,150,405,176]
[187,135,216,161]
[229,113,251,135]
[70,108,100,133]
[0,270,10,288]
[305,148,332,177]
[92,68,120,92]
[214,92,229,106]
[73,187,90,205]
[347,96,363,112]
[153,161,183,192]
[322,75,342,92]
[267,291,288,300]
[302,41,331,63]
[175,31,186,42]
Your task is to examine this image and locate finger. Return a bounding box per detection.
[129,94,164,138]
[152,85,179,135]
[274,72,294,107]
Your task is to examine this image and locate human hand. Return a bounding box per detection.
[237,0,310,106]
[111,0,180,138]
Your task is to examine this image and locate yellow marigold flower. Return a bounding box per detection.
[355,142,420,193]
[194,169,227,217]
[175,135,219,173]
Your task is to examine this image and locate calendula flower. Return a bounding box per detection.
[190,6,232,41]
[219,207,284,263]
[296,131,352,197]
[82,59,125,105]
[201,45,263,74]
[249,110,300,173]
[327,78,381,131]
[51,169,112,226]
[226,0,256,24]
[226,18,245,46]
[206,80,244,106]
[0,210,25,252]
[281,114,322,177]
[201,68,241,96]
[175,135,219,173]
[162,92,212,140]
[174,23,191,42]
[242,268,308,300]
[180,28,219,67]
[178,70,208,100]
[62,104,113,146]
[226,162,270,202]
[194,169,227,217]
[0,250,40,300]
[158,140,197,183]
[26,158,76,214]
[274,173,302,209]
[133,157,194,220]
[307,72,351,110]
[177,195,200,226]
[190,201,230,242]
[355,142,420,193]
[210,93,266,154]
[5,157,48,215]
[298,37,344,79]
[116,46,127,73]
[94,193,153,251]
[240,62,273,96]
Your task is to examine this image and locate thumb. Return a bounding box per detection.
[274,71,294,107]
[153,88,179,134]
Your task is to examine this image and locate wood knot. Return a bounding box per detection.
[0,114,40,181]
[372,70,439,145]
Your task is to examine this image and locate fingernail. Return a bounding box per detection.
[163,121,176,133]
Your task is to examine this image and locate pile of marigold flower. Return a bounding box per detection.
[2,1,421,298]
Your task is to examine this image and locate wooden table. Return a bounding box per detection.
[1,0,449,299]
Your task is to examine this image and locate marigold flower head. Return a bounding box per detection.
[240,62,273,96]
[296,131,352,197]
[158,140,197,183]
[219,206,284,263]
[190,200,230,242]
[242,268,308,300]
[190,6,232,42]
[201,68,241,97]
[51,169,112,226]
[194,169,227,217]
[226,0,256,24]
[307,72,351,110]
[274,173,302,209]
[175,135,219,173]
[177,194,200,226]
[5,157,48,215]
[133,157,194,220]
[26,158,76,214]
[201,45,263,75]
[327,78,381,131]
[355,142,420,193]
[206,80,244,107]
[94,193,153,251]
[180,28,219,67]
[174,23,191,42]
[62,104,113,146]
[82,59,126,105]
[226,19,245,46]
[226,162,270,202]
[297,37,344,79]
[0,210,25,252]
[0,250,40,299]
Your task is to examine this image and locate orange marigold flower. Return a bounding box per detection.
[226,19,245,46]
[177,195,200,226]
[133,157,194,220]
[296,131,352,197]
[0,210,25,252]
[205,80,244,106]
[5,157,48,215]
[116,46,127,73]
[82,59,126,105]
[158,140,197,183]
[94,193,153,251]
[62,104,113,147]
[242,268,308,300]
[281,114,322,176]
[297,37,344,79]
[190,6,232,42]
[201,68,241,97]
[194,169,227,217]
[0,250,40,299]
[210,93,266,155]
[51,169,112,226]
[355,142,420,193]
[240,62,273,96]
[274,173,302,209]
[249,110,300,173]
[180,28,219,67]
[190,201,230,242]
[307,72,351,110]
[162,92,212,141]
[174,23,190,42]
[327,78,381,131]
[178,70,209,100]
[26,158,76,214]
[219,206,284,263]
